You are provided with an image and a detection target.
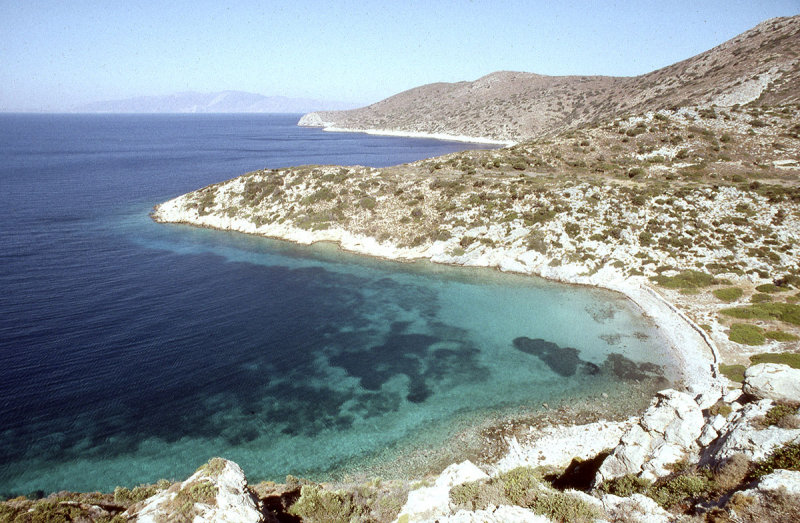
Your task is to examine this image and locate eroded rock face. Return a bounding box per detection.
[126,458,263,523]
[744,363,800,403]
[595,389,704,484]
[395,460,488,523]
[701,399,800,464]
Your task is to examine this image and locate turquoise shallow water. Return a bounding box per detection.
[0,114,679,496]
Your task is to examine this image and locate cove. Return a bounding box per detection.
[0,114,679,497]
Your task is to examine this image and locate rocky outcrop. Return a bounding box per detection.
[395,461,489,523]
[701,399,800,464]
[743,363,800,403]
[600,493,675,523]
[126,458,262,523]
[595,389,705,483]
[424,505,549,523]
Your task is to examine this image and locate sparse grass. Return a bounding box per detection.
[450,467,601,522]
[749,352,800,369]
[720,303,800,326]
[713,287,743,302]
[719,363,746,382]
[728,323,766,345]
[651,270,716,289]
[765,330,800,342]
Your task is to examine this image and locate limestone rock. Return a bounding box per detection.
[743,363,800,403]
[126,458,263,523]
[600,493,676,523]
[422,504,550,522]
[595,390,704,483]
[395,460,488,522]
[747,469,800,496]
[702,399,800,464]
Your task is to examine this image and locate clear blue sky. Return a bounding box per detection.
[1,0,797,111]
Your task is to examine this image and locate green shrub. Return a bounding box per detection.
[708,401,733,418]
[288,485,361,523]
[761,403,800,428]
[649,473,711,509]
[359,196,377,210]
[652,270,716,289]
[597,474,651,497]
[749,352,800,369]
[720,303,800,325]
[751,293,773,303]
[750,442,800,478]
[627,167,646,178]
[756,283,785,293]
[719,363,746,382]
[713,287,743,302]
[765,330,800,342]
[728,323,766,345]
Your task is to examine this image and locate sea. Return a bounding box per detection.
[0,113,679,497]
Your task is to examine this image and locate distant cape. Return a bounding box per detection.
[74,91,359,114]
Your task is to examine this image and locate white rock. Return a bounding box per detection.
[600,493,675,523]
[595,390,704,484]
[698,423,719,447]
[748,469,800,496]
[702,399,800,464]
[127,459,262,523]
[423,504,550,522]
[723,389,743,404]
[395,461,488,522]
[744,363,800,403]
[494,420,633,472]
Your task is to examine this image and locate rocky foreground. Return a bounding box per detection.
[4,365,800,522]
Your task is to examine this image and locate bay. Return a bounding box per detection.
[0,114,677,496]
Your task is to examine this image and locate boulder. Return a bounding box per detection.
[701,399,800,465]
[395,460,488,522]
[125,458,263,523]
[595,390,704,484]
[743,363,800,403]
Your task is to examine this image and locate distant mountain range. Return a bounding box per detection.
[75,91,359,114]
[301,15,800,141]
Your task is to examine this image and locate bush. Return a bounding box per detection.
[756,283,785,293]
[765,330,800,342]
[288,485,361,523]
[719,363,746,382]
[760,403,800,428]
[649,473,711,509]
[597,474,651,497]
[750,441,800,478]
[713,287,743,302]
[749,352,800,369]
[652,270,716,289]
[728,323,766,345]
[720,303,800,325]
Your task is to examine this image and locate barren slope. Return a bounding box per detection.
[301,16,800,141]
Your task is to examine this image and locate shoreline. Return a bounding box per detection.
[298,115,516,146]
[151,203,723,400]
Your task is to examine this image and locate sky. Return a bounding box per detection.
[1,0,798,111]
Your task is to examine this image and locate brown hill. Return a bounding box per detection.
[300,15,800,141]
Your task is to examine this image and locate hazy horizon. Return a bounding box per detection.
[2,0,798,112]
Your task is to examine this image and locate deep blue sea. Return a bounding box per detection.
[0,114,678,496]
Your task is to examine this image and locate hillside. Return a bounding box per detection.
[300,16,800,141]
[75,90,358,114]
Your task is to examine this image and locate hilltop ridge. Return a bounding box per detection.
[300,15,800,141]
